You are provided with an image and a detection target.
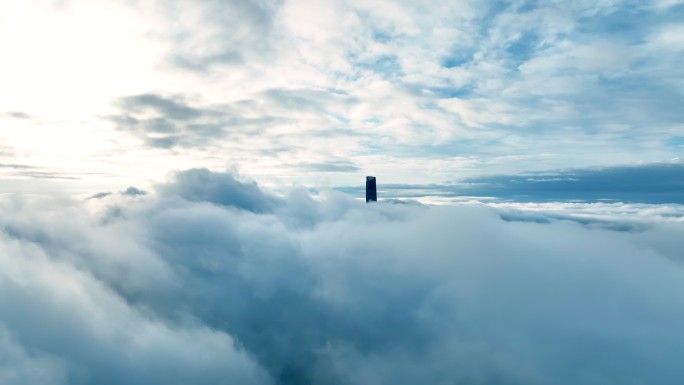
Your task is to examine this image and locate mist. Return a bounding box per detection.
[1,169,684,384]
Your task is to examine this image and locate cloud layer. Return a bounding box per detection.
[363,163,684,204]
[2,169,684,384]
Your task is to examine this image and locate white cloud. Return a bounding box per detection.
[653,0,684,8]
[1,0,682,196]
[0,207,270,384]
[2,169,684,384]
[648,23,684,52]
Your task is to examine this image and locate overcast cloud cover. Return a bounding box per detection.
[1,169,684,384]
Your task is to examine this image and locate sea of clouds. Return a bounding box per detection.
[2,169,684,384]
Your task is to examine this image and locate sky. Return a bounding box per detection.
[2,2,684,384]
[1,0,683,197]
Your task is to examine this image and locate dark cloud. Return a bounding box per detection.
[147,135,182,149]
[462,163,684,204]
[5,111,31,119]
[158,168,280,213]
[109,85,359,156]
[110,93,282,149]
[0,163,37,169]
[121,186,146,196]
[120,94,204,121]
[88,192,112,200]
[110,94,222,148]
[3,169,684,384]
[352,163,684,204]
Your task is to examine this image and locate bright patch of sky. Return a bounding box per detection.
[0,0,682,195]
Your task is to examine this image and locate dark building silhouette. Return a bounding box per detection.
[366,176,377,203]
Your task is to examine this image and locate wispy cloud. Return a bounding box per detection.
[4,112,31,119]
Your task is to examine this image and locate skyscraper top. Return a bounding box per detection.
[366,176,377,203]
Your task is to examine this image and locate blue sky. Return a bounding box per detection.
[0,0,682,197]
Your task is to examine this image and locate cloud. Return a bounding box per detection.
[4,112,31,119]
[158,168,281,212]
[12,172,81,180]
[158,0,279,72]
[361,163,684,205]
[0,192,270,384]
[0,162,117,186]
[0,326,68,385]
[297,161,360,173]
[120,94,204,121]
[2,168,684,384]
[121,186,146,196]
[88,187,146,201]
[3,0,684,188]
[461,163,684,204]
[88,192,112,200]
[492,200,684,232]
[109,93,226,149]
[109,92,294,150]
[0,163,36,170]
